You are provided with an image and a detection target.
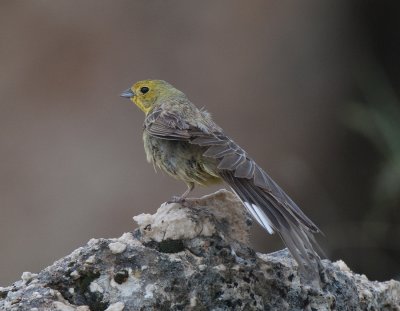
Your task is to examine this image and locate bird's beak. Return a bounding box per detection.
[120,88,135,98]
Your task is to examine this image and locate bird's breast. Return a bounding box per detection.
[142,132,221,185]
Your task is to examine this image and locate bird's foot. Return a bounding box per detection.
[167,196,185,204]
[165,183,195,207]
[166,196,192,207]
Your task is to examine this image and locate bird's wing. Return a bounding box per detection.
[145,107,323,279]
[144,106,205,140]
[146,107,320,229]
[196,133,324,278]
[191,134,319,228]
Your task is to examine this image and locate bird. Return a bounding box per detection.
[121,79,323,280]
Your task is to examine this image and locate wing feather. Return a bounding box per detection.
[234,159,254,179]
[144,107,320,234]
[143,107,322,279]
[217,154,246,170]
[203,144,236,158]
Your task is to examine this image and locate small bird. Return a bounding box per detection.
[121,79,323,279]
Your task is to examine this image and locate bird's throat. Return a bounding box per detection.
[132,99,152,114]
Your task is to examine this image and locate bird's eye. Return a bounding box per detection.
[140,86,149,94]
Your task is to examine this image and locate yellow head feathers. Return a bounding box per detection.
[121,80,183,115]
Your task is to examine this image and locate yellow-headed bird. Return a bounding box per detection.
[121,79,323,280]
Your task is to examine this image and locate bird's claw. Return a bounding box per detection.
[166,196,191,207]
[167,196,183,204]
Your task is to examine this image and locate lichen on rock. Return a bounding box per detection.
[0,189,399,310]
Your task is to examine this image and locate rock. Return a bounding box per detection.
[0,189,399,310]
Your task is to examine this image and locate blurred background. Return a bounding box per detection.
[1,1,399,285]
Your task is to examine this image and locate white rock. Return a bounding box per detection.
[53,301,75,311]
[133,189,249,244]
[21,272,37,283]
[85,255,96,264]
[87,238,99,246]
[89,281,104,293]
[213,264,226,272]
[190,295,197,307]
[144,284,156,299]
[70,270,80,279]
[335,260,351,272]
[109,242,127,254]
[105,301,125,311]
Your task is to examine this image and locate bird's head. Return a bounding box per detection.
[121,79,183,115]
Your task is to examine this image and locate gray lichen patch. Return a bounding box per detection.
[1,189,399,310]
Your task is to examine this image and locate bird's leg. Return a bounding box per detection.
[168,182,195,204]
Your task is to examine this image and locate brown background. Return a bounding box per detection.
[1,1,399,286]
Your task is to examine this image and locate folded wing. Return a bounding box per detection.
[145,107,323,279]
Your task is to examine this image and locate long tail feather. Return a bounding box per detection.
[220,170,322,281]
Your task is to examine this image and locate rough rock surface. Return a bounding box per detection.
[1,190,399,311]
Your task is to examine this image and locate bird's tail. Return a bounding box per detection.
[219,170,323,282]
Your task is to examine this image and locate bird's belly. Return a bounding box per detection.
[143,133,221,185]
